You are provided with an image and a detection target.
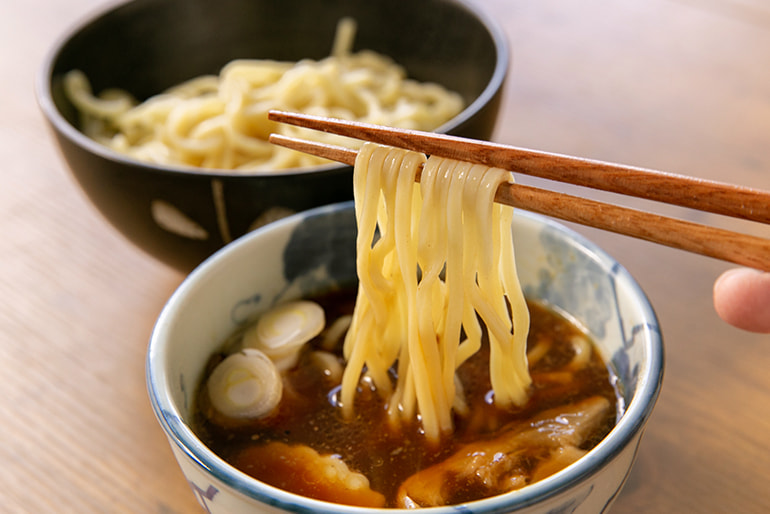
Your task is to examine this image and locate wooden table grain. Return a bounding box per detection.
[3,0,769,512]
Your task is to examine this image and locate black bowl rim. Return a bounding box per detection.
[36,0,510,180]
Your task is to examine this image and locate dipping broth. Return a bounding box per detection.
[192,289,620,508]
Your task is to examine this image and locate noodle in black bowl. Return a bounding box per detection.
[36,0,508,272]
[146,202,664,514]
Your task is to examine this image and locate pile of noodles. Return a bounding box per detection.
[62,19,463,172]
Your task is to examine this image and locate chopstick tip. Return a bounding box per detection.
[267,109,287,122]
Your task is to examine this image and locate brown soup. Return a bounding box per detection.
[192,289,619,508]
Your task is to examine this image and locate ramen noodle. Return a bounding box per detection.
[340,143,531,442]
[62,19,464,171]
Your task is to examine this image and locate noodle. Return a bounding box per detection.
[62,18,464,172]
[341,143,531,442]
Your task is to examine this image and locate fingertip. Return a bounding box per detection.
[714,268,770,333]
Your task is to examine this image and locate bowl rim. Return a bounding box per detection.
[35,0,510,180]
[146,201,664,513]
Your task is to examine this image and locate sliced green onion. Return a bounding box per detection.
[242,300,325,370]
[207,349,282,419]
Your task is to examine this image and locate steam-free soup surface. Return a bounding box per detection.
[192,289,619,508]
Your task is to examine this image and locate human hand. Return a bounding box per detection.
[713,268,770,333]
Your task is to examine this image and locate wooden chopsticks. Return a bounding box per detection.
[267,110,770,271]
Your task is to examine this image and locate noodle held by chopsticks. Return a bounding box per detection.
[340,143,531,442]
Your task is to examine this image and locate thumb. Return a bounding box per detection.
[713,268,770,333]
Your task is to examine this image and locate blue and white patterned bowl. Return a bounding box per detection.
[146,201,664,514]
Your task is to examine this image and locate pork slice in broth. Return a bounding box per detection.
[396,396,612,508]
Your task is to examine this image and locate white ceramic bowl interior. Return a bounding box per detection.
[147,201,664,514]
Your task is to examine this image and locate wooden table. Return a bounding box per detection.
[3,0,769,512]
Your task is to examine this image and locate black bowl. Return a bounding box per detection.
[37,0,509,272]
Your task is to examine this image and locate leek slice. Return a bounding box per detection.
[243,300,325,370]
[207,349,282,419]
